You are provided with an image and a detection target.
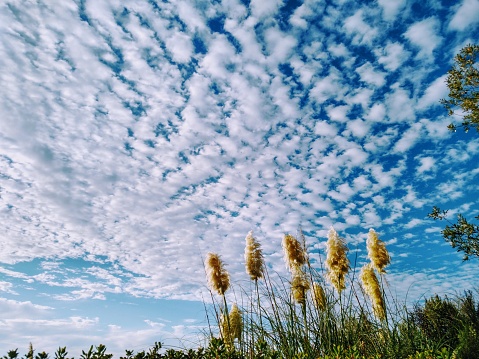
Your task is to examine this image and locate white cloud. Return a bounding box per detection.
[314,120,339,137]
[378,0,406,21]
[326,104,349,122]
[385,86,415,122]
[290,3,313,29]
[448,0,479,31]
[310,69,345,102]
[250,0,284,19]
[1,0,479,353]
[393,123,423,153]
[405,218,423,228]
[417,75,448,110]
[356,62,386,87]
[328,43,350,58]
[343,10,378,45]
[375,42,410,71]
[366,103,386,122]
[166,32,193,62]
[417,156,435,173]
[265,27,297,63]
[404,17,442,60]
[345,119,370,138]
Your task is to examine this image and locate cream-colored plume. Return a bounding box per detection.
[221,303,243,342]
[205,252,230,296]
[325,227,350,293]
[244,231,264,281]
[312,282,327,312]
[291,266,310,304]
[282,233,307,271]
[360,263,386,321]
[367,229,390,273]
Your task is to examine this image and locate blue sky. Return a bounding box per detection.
[1,0,479,355]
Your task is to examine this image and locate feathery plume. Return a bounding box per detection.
[221,303,243,342]
[205,253,230,296]
[312,282,327,311]
[360,263,386,320]
[282,234,307,271]
[367,229,390,273]
[244,231,264,280]
[325,227,350,293]
[291,267,310,304]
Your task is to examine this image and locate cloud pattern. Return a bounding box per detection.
[0,0,478,354]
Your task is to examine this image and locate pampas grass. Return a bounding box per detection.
[312,282,327,312]
[360,263,386,321]
[221,303,243,343]
[205,252,230,296]
[244,231,264,281]
[201,227,472,359]
[291,267,310,305]
[282,234,307,271]
[325,227,350,293]
[367,228,391,273]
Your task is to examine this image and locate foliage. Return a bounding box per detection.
[5,290,479,358]
[441,44,479,134]
[410,295,461,348]
[80,345,112,359]
[428,206,479,260]
[5,232,479,359]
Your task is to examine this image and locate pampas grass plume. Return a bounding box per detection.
[291,267,310,304]
[244,230,264,281]
[221,303,243,342]
[367,229,390,273]
[325,227,350,293]
[312,282,327,311]
[360,263,386,321]
[205,252,230,296]
[282,233,307,271]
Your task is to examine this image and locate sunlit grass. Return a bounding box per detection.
[4,229,479,358]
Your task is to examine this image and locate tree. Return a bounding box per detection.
[428,207,479,261]
[428,44,479,260]
[440,44,479,134]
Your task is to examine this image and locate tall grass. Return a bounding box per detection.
[203,228,479,359]
[4,230,479,358]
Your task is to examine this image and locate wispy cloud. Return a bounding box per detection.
[0,0,478,352]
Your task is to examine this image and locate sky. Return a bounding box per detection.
[1,0,479,355]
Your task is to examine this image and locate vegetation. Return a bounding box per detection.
[429,44,479,261]
[7,229,479,359]
[428,207,479,261]
[441,44,479,134]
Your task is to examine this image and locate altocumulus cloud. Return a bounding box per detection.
[0,0,479,354]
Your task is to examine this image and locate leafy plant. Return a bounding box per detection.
[441,43,479,134]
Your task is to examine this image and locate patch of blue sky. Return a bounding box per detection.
[77,0,91,25]
[207,16,225,34]
[144,139,156,149]
[97,41,124,75]
[192,35,208,55]
[123,100,147,118]
[1,0,479,354]
[112,7,132,36]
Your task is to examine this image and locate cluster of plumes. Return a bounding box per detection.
[366,229,391,273]
[291,267,310,304]
[282,234,307,271]
[220,303,243,343]
[360,264,386,321]
[360,229,391,321]
[244,231,264,281]
[312,282,327,312]
[282,234,311,304]
[325,227,350,294]
[205,253,230,296]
